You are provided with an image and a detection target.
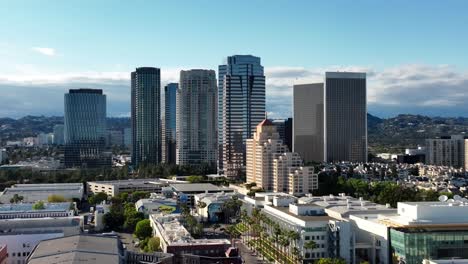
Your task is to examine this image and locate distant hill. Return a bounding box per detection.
[0,116,130,142]
[2,114,468,153]
[368,114,468,153]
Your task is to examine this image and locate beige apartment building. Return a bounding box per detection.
[246,119,287,190]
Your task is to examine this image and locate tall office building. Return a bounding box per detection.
[53,124,65,145]
[272,118,293,152]
[131,67,161,166]
[325,72,367,163]
[293,72,367,163]
[176,70,217,166]
[64,89,110,168]
[284,118,293,152]
[163,83,178,164]
[123,128,131,149]
[293,83,324,163]
[219,55,265,177]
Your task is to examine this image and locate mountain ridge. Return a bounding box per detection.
[2,114,468,153]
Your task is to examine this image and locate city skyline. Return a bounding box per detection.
[1,1,468,119]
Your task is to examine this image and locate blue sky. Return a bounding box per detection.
[1,1,468,118]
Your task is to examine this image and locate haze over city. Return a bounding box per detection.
[1,0,468,118]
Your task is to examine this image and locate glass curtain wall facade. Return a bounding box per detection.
[325,72,367,163]
[163,83,178,164]
[218,55,265,178]
[64,89,109,168]
[391,229,468,264]
[293,83,324,163]
[176,70,217,166]
[131,67,161,167]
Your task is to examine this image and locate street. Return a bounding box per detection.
[234,238,268,264]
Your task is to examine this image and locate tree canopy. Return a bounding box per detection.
[134,219,153,240]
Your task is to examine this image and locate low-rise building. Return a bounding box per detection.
[0,202,73,219]
[87,179,184,197]
[26,235,125,264]
[0,183,84,203]
[194,192,238,222]
[135,195,179,216]
[169,183,234,206]
[262,202,340,262]
[26,234,174,264]
[0,216,82,264]
[149,214,234,262]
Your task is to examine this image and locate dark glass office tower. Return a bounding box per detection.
[273,118,293,152]
[163,83,178,164]
[64,89,109,168]
[131,67,161,167]
[284,118,293,152]
[218,55,265,178]
[293,83,324,163]
[325,72,367,162]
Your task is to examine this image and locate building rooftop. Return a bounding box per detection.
[0,183,84,203]
[170,183,232,193]
[0,216,82,230]
[325,71,366,79]
[151,214,231,246]
[378,201,468,227]
[88,178,185,187]
[27,235,123,264]
[0,202,71,213]
[269,205,332,222]
[297,194,395,220]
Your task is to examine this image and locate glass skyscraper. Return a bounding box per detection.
[131,67,161,166]
[325,72,367,162]
[218,55,265,177]
[163,83,178,164]
[64,89,109,168]
[176,70,217,166]
[293,83,325,163]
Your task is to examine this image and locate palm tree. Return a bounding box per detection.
[304,240,317,261]
[292,246,302,264]
[273,223,283,261]
[287,230,300,263]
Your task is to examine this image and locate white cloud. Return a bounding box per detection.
[31,47,56,56]
[0,64,467,118]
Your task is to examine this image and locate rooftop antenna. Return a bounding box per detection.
[438,195,448,202]
[265,111,268,120]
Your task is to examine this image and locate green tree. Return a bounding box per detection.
[10,194,24,203]
[134,219,153,240]
[48,194,66,202]
[119,192,129,202]
[187,175,205,183]
[123,203,145,232]
[32,201,45,210]
[147,237,161,252]
[89,192,108,205]
[129,191,150,203]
